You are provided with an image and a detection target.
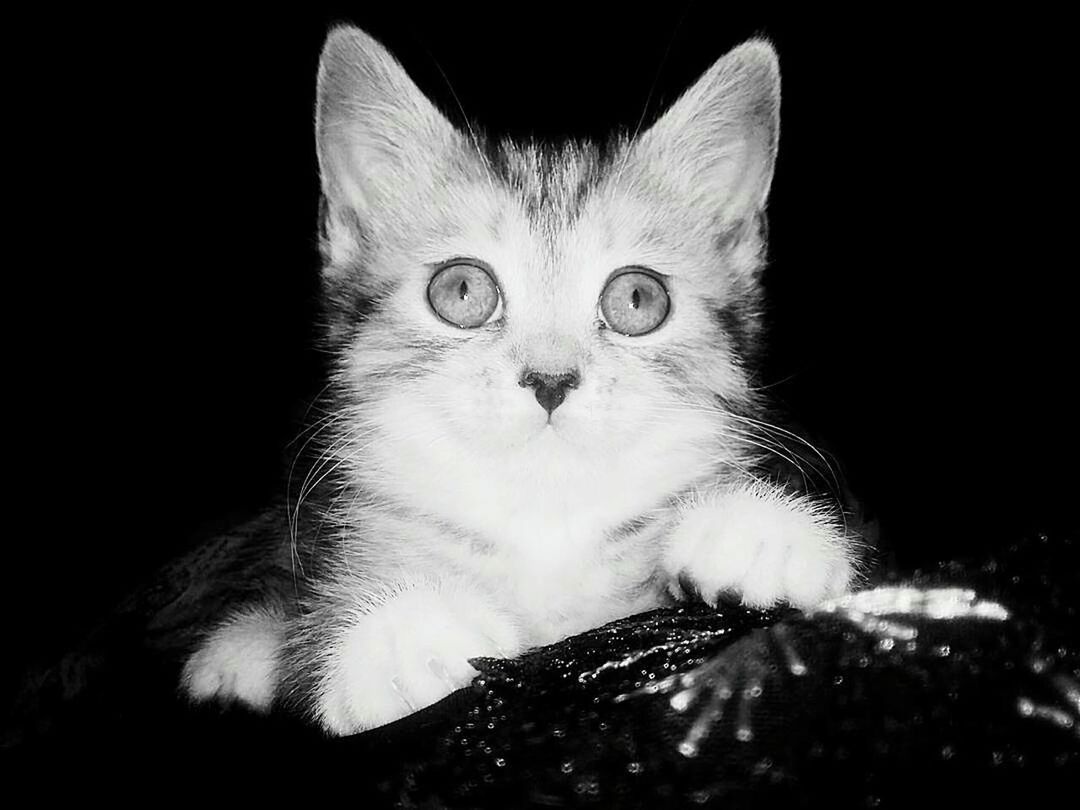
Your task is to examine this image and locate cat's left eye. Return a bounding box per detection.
[427,263,501,328]
[599,269,670,336]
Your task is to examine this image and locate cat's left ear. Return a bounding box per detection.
[315,26,462,263]
[631,39,780,229]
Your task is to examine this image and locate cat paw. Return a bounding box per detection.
[181,606,284,711]
[317,585,520,736]
[662,485,855,610]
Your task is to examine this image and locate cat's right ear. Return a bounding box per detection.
[315,26,458,264]
[627,39,781,234]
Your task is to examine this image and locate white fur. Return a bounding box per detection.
[315,582,522,734]
[181,605,284,710]
[663,482,854,609]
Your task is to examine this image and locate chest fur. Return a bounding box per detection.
[446,514,667,644]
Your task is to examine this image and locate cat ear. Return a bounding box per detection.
[315,26,459,260]
[632,39,780,228]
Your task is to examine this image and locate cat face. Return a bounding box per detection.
[314,27,780,535]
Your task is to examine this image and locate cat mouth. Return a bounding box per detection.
[518,407,577,445]
[532,418,566,441]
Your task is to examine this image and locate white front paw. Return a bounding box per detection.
[317,585,520,736]
[663,485,856,610]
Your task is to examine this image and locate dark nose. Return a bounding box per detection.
[519,369,581,414]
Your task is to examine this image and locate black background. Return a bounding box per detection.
[6,7,1074,693]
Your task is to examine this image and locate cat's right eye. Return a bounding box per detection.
[599,269,670,336]
[427,263,502,329]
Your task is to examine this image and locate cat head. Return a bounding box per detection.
[313,26,780,531]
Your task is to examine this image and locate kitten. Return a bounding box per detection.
[181,25,861,736]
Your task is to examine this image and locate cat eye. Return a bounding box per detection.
[599,269,670,336]
[427,263,501,328]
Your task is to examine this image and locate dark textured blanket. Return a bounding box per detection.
[6,529,1077,806]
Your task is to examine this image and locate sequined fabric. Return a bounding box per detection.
[7,533,1078,806]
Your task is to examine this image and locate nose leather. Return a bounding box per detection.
[519,370,581,414]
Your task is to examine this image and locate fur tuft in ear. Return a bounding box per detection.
[631,38,781,229]
[315,26,460,264]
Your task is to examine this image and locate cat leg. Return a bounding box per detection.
[661,481,859,609]
[309,580,521,736]
[181,603,285,711]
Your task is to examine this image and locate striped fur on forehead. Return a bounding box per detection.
[483,138,620,229]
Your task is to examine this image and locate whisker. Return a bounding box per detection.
[642,401,841,496]
[420,41,497,196]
